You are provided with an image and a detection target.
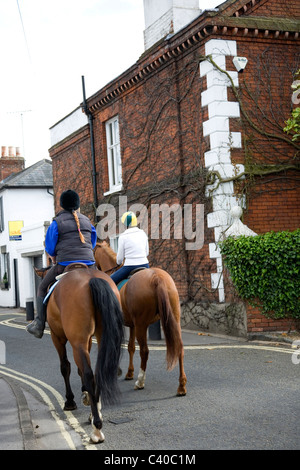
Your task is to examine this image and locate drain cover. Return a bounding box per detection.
[108,417,133,425]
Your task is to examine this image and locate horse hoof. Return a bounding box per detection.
[134,383,144,390]
[90,428,105,443]
[64,401,77,411]
[176,388,187,397]
[125,374,134,381]
[81,391,90,406]
[134,369,145,389]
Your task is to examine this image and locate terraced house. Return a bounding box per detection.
[49,0,300,337]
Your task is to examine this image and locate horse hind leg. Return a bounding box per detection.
[51,332,77,410]
[125,326,135,381]
[61,354,77,410]
[177,348,187,396]
[88,397,104,444]
[134,326,149,390]
[79,336,92,407]
[74,346,104,443]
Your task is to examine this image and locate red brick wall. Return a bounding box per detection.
[223,32,299,332]
[227,37,300,234]
[88,54,217,302]
[49,125,95,220]
[49,0,300,333]
[247,305,299,333]
[246,0,300,18]
[0,156,25,180]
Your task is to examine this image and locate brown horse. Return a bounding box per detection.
[34,265,124,443]
[94,241,187,396]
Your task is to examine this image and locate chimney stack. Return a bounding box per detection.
[0,145,25,181]
[143,0,201,50]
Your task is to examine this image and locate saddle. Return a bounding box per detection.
[43,263,89,304]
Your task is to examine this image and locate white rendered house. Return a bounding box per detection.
[0,159,54,309]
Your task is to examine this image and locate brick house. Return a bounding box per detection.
[49,0,300,337]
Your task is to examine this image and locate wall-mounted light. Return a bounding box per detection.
[233,56,248,73]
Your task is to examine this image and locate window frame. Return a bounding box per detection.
[109,235,119,253]
[0,197,4,232]
[105,116,122,194]
[0,251,10,289]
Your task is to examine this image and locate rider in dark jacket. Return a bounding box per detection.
[26,189,97,338]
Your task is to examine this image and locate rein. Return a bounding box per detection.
[104,265,119,275]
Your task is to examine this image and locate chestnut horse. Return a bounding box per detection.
[34,265,124,443]
[94,241,187,396]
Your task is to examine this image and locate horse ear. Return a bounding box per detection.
[34,267,42,279]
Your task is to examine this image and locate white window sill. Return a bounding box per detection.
[103,185,123,196]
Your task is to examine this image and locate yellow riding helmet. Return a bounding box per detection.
[121,211,137,228]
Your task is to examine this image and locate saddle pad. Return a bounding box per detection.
[116,267,147,291]
[43,280,59,305]
[117,278,129,291]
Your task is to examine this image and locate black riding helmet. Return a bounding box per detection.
[60,189,80,211]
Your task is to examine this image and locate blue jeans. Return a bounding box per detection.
[111,264,149,285]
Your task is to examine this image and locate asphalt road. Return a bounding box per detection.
[0,309,300,451]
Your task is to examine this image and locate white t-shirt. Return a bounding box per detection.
[117,227,149,266]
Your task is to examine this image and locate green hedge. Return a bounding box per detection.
[219,229,300,319]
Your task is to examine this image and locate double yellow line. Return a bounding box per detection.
[0,364,97,450]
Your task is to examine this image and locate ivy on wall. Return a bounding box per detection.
[219,229,300,319]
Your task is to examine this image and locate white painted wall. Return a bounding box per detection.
[50,107,88,147]
[0,187,54,308]
[17,222,51,309]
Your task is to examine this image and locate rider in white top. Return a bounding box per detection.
[111,211,149,285]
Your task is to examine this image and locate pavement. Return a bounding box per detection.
[0,307,297,451]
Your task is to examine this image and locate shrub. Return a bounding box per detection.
[219,229,300,319]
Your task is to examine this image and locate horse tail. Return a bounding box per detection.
[151,273,183,371]
[89,277,124,405]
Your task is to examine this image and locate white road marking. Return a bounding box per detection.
[0,312,295,450]
[0,365,98,450]
[0,315,294,354]
[0,365,78,450]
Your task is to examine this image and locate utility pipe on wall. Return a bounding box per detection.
[82,76,98,209]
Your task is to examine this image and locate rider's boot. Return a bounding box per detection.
[26,296,47,339]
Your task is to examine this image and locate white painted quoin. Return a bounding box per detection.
[200,39,245,302]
